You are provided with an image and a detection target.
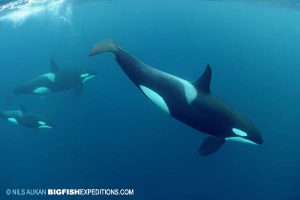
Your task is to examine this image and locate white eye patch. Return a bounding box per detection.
[232,128,247,137]
[80,73,90,78]
[38,121,46,125]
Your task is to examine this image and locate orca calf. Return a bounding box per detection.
[89,40,263,156]
[0,105,53,129]
[13,58,97,98]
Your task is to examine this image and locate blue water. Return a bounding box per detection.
[0,0,300,199]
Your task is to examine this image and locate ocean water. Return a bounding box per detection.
[0,0,300,199]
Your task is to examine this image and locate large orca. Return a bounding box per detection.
[0,105,53,129]
[13,58,97,98]
[88,39,263,156]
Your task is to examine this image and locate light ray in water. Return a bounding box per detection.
[1,0,300,26]
[0,0,72,26]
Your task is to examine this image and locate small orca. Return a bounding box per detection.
[0,105,53,129]
[89,39,263,156]
[13,58,97,98]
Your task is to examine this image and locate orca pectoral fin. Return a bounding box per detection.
[20,104,27,114]
[198,137,225,156]
[40,95,46,99]
[73,84,83,98]
[33,128,40,134]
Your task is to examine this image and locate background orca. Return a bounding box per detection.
[13,58,97,98]
[0,105,53,129]
[89,39,263,156]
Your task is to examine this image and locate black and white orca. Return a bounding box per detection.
[0,105,53,129]
[13,58,97,98]
[88,39,263,156]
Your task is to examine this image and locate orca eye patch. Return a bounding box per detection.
[232,128,247,137]
[80,73,90,78]
[38,121,46,125]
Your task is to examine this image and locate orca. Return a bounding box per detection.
[0,105,53,129]
[13,58,97,98]
[89,39,263,156]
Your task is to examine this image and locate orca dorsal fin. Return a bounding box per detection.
[194,64,212,94]
[20,104,27,114]
[50,57,59,73]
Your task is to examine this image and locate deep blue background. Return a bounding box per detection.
[0,1,300,199]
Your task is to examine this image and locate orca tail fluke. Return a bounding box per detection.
[88,39,119,56]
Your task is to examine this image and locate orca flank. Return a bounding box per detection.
[12,58,97,98]
[89,39,263,156]
[0,105,54,129]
